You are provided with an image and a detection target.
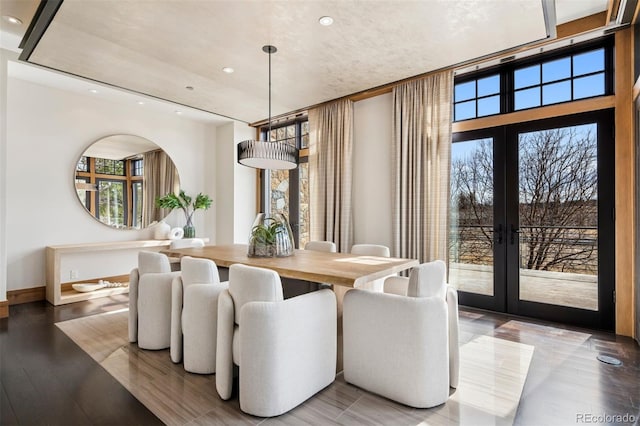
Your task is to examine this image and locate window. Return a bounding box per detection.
[513,48,606,110]
[95,158,125,175]
[132,159,144,176]
[453,41,612,122]
[75,156,144,228]
[261,118,310,248]
[454,74,501,121]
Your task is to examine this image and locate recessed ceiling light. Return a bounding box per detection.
[318,16,333,26]
[88,89,98,94]
[222,67,234,74]
[185,86,194,90]
[2,15,22,25]
[175,110,183,115]
[137,101,145,105]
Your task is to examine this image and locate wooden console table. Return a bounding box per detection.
[45,240,174,306]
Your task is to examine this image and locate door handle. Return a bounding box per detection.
[493,224,503,244]
[510,225,520,244]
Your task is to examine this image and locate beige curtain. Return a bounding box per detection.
[309,99,354,252]
[392,71,453,264]
[142,149,179,227]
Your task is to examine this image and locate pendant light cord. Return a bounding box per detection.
[268,49,272,139]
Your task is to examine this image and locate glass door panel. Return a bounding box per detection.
[97,179,126,228]
[517,124,599,311]
[450,138,495,297]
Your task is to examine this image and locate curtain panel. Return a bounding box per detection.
[308,99,354,252]
[142,149,179,227]
[392,71,453,264]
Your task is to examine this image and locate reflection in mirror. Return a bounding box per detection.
[74,135,180,230]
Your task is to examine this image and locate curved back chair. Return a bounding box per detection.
[170,256,228,374]
[304,241,337,253]
[344,260,459,408]
[129,251,180,350]
[216,264,337,417]
[350,244,391,291]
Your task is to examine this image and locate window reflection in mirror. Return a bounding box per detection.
[74,135,180,230]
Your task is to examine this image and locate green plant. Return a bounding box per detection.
[250,218,284,245]
[156,190,212,225]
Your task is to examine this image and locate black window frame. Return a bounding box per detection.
[259,116,309,248]
[453,37,614,122]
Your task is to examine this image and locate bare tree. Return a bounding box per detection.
[450,126,598,274]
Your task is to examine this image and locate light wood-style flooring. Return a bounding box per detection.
[57,309,534,425]
[2,296,638,425]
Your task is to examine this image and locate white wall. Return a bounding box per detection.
[5,75,222,291]
[352,93,393,252]
[214,121,257,245]
[0,49,18,302]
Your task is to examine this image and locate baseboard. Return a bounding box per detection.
[0,300,8,318]
[7,286,46,305]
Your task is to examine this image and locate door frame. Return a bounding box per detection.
[451,109,615,331]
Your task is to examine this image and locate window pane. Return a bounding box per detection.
[301,121,309,148]
[298,162,309,249]
[477,95,500,117]
[132,181,143,229]
[542,57,570,83]
[477,75,499,97]
[542,80,571,105]
[514,87,541,110]
[515,65,540,89]
[573,49,605,77]
[77,156,88,172]
[270,170,289,219]
[75,178,89,209]
[573,73,605,99]
[454,81,475,102]
[97,180,125,228]
[455,100,476,121]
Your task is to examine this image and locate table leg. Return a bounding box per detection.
[332,285,351,373]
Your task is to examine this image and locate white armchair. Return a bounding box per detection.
[350,244,391,291]
[170,256,228,374]
[128,251,180,350]
[343,260,459,408]
[216,264,337,417]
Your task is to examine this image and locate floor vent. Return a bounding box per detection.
[597,354,622,366]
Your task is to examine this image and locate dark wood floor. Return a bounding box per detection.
[1,296,638,425]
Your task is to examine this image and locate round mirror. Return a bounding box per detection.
[74,134,180,230]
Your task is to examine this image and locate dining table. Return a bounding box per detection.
[160,243,419,371]
[161,243,418,288]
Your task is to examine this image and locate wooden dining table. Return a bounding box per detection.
[161,243,419,371]
[161,243,418,288]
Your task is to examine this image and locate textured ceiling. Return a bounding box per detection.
[21,0,607,123]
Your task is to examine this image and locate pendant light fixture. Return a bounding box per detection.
[237,45,299,170]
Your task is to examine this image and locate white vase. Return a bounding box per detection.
[153,221,171,239]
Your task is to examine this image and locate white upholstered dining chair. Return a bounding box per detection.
[304,240,337,253]
[129,251,180,350]
[216,264,337,417]
[350,244,391,291]
[170,256,228,374]
[168,238,205,271]
[343,260,459,408]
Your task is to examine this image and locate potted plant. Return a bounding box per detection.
[248,213,294,257]
[156,190,212,238]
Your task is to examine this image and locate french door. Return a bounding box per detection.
[449,110,614,330]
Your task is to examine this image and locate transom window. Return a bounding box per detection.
[94,158,125,175]
[453,40,612,122]
[514,48,606,110]
[454,74,501,121]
